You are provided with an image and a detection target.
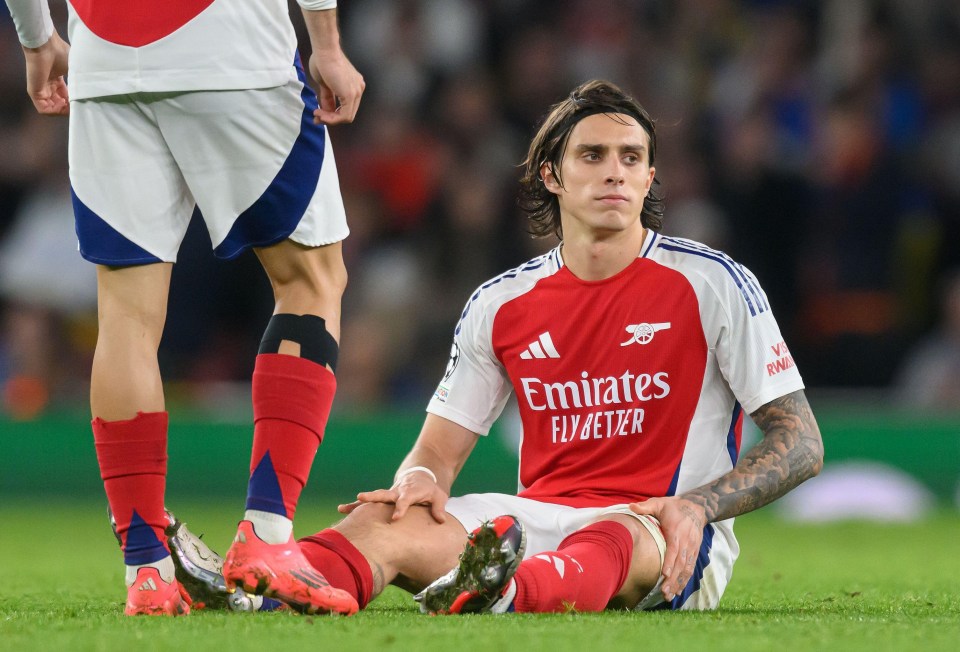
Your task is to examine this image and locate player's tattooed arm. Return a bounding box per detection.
[683,389,824,522]
[630,390,823,600]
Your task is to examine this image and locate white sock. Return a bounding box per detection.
[245,509,293,544]
[490,578,517,614]
[125,555,175,586]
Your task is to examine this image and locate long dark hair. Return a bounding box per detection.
[518,80,664,239]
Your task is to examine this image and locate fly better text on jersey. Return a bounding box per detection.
[550,407,646,443]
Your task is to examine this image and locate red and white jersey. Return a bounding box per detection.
[59,0,328,100]
[428,231,804,508]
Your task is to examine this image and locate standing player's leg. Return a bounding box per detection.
[91,263,170,419]
[91,262,191,616]
[222,239,358,615]
[152,64,353,613]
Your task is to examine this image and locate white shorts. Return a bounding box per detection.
[445,493,737,610]
[67,62,348,265]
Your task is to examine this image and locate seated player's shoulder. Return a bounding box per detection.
[456,248,563,326]
[653,235,770,317]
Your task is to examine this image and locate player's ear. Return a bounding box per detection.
[541,163,561,195]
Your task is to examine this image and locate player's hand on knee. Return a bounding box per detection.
[338,474,449,523]
[630,496,706,601]
[338,488,400,514]
[390,471,449,524]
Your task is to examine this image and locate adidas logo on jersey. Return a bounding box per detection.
[520,332,560,359]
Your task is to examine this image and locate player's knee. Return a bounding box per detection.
[616,525,665,607]
[323,256,348,295]
[347,501,395,525]
[98,303,167,343]
[292,255,347,296]
[336,502,401,542]
[314,255,347,302]
[265,246,347,297]
[259,313,339,371]
[339,502,438,538]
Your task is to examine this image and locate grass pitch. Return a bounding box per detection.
[1,500,958,652]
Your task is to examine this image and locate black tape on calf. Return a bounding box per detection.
[258,313,339,372]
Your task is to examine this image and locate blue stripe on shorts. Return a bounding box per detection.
[73,188,163,266]
[213,55,327,259]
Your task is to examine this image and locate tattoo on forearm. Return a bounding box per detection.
[372,562,386,596]
[685,390,824,523]
[679,503,705,530]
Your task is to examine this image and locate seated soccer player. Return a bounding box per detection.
[165,79,823,615]
[291,79,823,614]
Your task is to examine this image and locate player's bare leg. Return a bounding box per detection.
[297,502,469,609]
[596,514,664,609]
[223,239,358,615]
[91,263,190,615]
[91,263,171,421]
[256,240,346,342]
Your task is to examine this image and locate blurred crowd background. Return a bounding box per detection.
[1,0,959,420]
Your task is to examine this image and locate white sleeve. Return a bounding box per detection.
[296,0,337,10]
[4,0,53,48]
[426,294,512,436]
[709,264,804,414]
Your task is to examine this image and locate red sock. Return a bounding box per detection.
[513,521,634,613]
[245,353,336,520]
[298,529,374,608]
[92,411,170,565]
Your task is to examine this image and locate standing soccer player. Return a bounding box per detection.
[281,79,823,614]
[4,0,364,615]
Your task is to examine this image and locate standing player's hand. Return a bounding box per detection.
[629,496,707,602]
[338,470,448,524]
[22,31,70,116]
[309,49,364,126]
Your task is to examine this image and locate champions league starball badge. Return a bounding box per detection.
[442,342,460,382]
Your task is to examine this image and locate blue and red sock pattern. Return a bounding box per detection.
[244,353,336,519]
[92,411,170,565]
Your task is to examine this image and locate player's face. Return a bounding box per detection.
[543,112,656,242]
